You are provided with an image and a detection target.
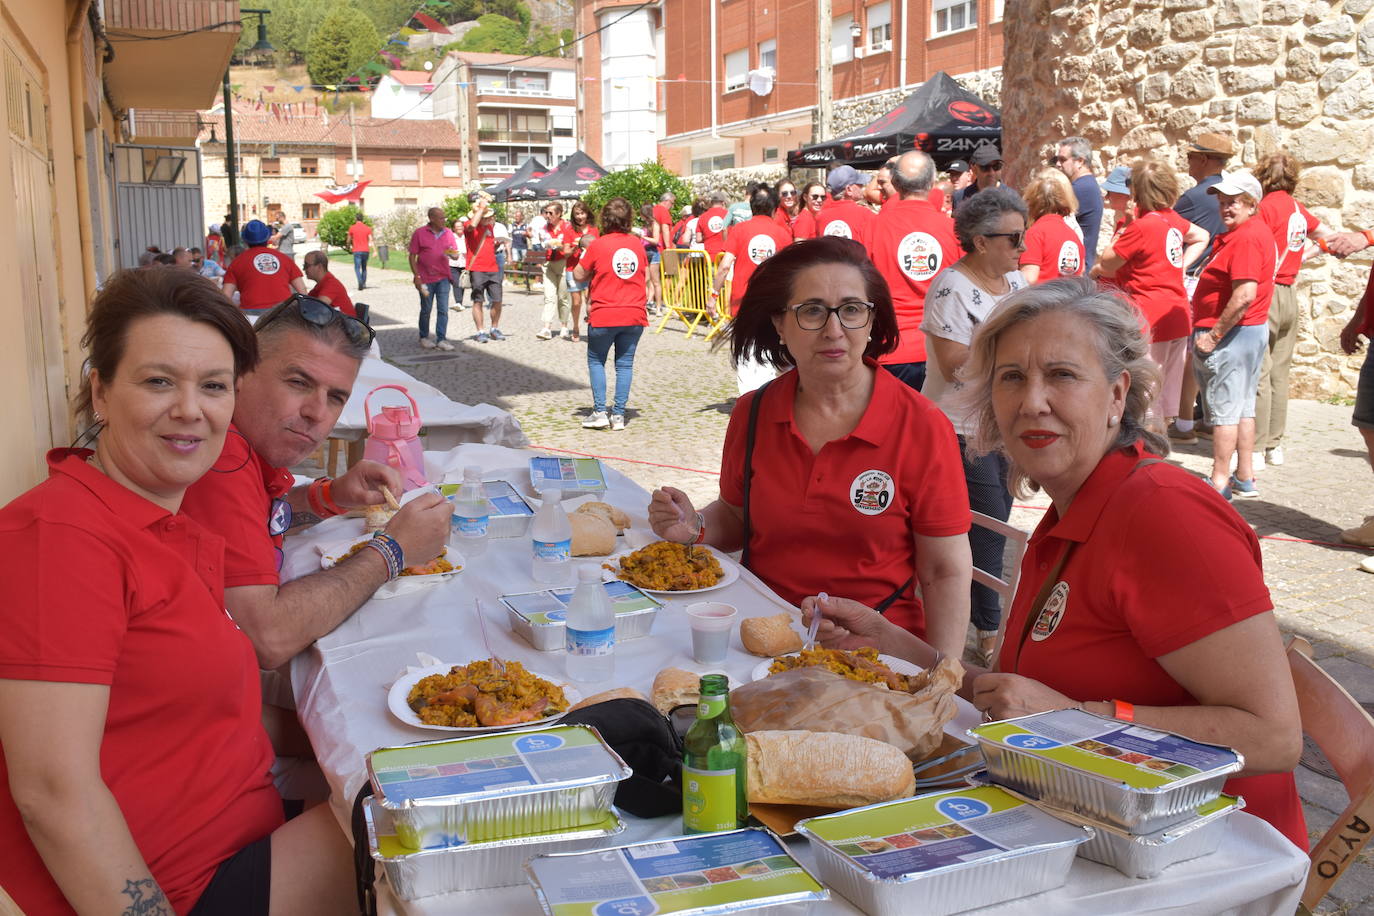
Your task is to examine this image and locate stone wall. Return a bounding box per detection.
[1001,0,1374,398]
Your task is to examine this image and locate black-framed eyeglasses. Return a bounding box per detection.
[257,293,375,347]
[1049,156,1067,165]
[787,299,875,330]
[984,231,1025,248]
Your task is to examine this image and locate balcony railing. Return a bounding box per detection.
[474,85,572,99]
[477,128,554,144]
[478,164,514,174]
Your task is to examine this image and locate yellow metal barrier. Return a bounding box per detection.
[656,249,729,339]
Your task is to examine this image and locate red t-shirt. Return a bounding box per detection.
[309,270,355,317]
[464,223,500,273]
[581,232,648,327]
[719,365,969,636]
[868,198,962,365]
[1111,209,1192,342]
[928,187,946,213]
[772,207,800,237]
[181,428,295,589]
[1021,213,1086,283]
[1259,190,1319,285]
[723,215,793,316]
[699,206,729,257]
[566,225,599,270]
[995,442,1306,849]
[1191,217,1277,328]
[816,198,876,247]
[0,452,283,915]
[223,246,303,310]
[652,204,674,246]
[347,221,373,253]
[792,208,819,240]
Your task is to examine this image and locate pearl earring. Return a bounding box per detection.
[1108,415,1119,427]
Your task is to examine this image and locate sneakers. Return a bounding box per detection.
[1229,474,1260,498]
[559,329,572,340]
[1360,554,1374,574]
[610,414,626,431]
[1340,517,1374,548]
[419,337,437,350]
[436,340,455,351]
[1266,446,1285,466]
[1167,421,1197,443]
[581,411,610,429]
[489,328,506,341]
[475,332,490,344]
[1205,477,1232,501]
[535,328,553,340]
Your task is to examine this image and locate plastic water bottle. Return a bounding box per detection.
[565,565,615,682]
[531,487,572,583]
[451,465,489,556]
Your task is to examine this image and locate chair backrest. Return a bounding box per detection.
[1287,634,1374,910]
[969,511,1029,606]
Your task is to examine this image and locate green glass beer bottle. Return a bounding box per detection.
[682,674,748,833]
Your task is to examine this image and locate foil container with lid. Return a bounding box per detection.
[795,785,1091,916]
[529,455,608,497]
[502,580,661,650]
[364,798,626,899]
[367,724,631,849]
[439,478,534,538]
[968,708,1242,834]
[525,827,829,916]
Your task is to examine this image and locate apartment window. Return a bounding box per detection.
[724,49,748,92]
[344,158,362,176]
[260,156,280,176]
[514,112,548,132]
[299,156,318,175]
[301,202,320,220]
[758,39,776,72]
[762,147,779,162]
[390,158,419,181]
[831,15,854,64]
[394,197,418,207]
[690,153,735,174]
[868,2,892,51]
[933,0,976,35]
[443,159,460,177]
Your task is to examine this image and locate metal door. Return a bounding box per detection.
[112,144,205,268]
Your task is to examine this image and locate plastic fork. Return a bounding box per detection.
[805,592,826,649]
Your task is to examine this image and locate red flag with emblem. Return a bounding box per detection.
[315,180,371,203]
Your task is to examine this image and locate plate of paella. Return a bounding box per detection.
[602,541,739,595]
[387,658,581,733]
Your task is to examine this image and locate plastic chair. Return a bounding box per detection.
[970,511,1030,664]
[1286,634,1374,913]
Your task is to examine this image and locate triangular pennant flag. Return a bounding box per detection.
[381,51,401,67]
[324,84,338,91]
[292,85,304,92]
[264,85,275,92]
[391,84,402,94]
[413,12,451,34]
[422,83,435,92]
[398,26,417,37]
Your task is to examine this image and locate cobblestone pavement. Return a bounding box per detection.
[345,260,1374,912]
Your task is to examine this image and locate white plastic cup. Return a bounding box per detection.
[686,602,738,665]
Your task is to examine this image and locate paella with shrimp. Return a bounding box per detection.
[406,659,570,728]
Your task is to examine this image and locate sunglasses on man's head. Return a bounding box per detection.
[257,293,375,348]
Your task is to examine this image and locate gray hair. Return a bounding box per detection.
[660,191,676,202]
[890,151,936,196]
[255,297,371,360]
[1059,136,1092,163]
[954,186,1029,250]
[710,190,729,206]
[958,277,1168,497]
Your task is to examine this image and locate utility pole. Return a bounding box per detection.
[456,57,472,184]
[817,0,834,142]
[222,69,239,247]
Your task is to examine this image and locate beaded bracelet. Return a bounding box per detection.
[370,532,406,580]
[360,540,398,580]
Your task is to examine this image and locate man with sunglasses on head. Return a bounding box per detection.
[1053,136,1103,269]
[181,296,453,673]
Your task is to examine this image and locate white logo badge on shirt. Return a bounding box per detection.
[824,220,853,239]
[1057,241,1082,276]
[611,248,639,279]
[849,469,894,516]
[1031,581,1070,641]
[1285,210,1307,253]
[707,215,725,233]
[747,234,777,265]
[1165,227,1185,269]
[897,231,943,281]
[253,252,281,275]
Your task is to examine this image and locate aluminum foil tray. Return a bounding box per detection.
[364,798,626,899]
[796,786,1090,916]
[529,456,607,498]
[968,709,1242,833]
[367,724,630,849]
[439,478,534,539]
[502,581,661,650]
[525,827,828,916]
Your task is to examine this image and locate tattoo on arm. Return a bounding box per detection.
[121,877,171,915]
[288,509,323,533]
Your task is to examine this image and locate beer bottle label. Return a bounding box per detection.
[697,694,727,719]
[682,765,739,833]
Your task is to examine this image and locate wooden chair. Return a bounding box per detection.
[971,511,1031,664]
[1287,635,1374,913]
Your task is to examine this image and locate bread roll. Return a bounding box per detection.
[568,687,648,712]
[575,501,631,532]
[570,513,617,556]
[740,613,804,657]
[364,504,395,532]
[745,730,915,808]
[651,667,700,714]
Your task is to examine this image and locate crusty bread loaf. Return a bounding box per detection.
[570,513,617,556]
[740,613,804,657]
[575,501,631,532]
[651,667,700,714]
[745,730,915,808]
[568,687,648,712]
[364,504,396,532]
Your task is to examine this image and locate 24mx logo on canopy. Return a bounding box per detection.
[947,99,996,126]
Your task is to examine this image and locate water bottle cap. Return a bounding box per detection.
[577,565,601,582]
[463,465,482,480]
[539,486,563,502]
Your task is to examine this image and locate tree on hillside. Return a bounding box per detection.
[452,13,528,53]
[306,7,381,86]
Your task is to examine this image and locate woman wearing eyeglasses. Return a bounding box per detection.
[920,186,1029,665]
[647,238,972,659]
[0,270,355,914]
[790,181,827,241]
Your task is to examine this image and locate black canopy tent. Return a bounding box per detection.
[514,150,608,200]
[786,71,1001,171]
[486,156,550,202]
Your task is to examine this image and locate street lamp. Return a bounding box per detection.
[221,8,273,247]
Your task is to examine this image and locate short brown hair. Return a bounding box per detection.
[599,197,633,234]
[1130,157,1181,213]
[1253,151,1300,194]
[1021,167,1078,221]
[77,268,258,421]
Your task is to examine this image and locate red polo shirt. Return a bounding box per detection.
[347,221,373,253]
[408,224,459,283]
[1021,213,1086,282]
[309,270,355,317]
[816,198,875,246]
[1192,217,1277,328]
[181,427,295,589]
[567,226,599,271]
[699,206,729,257]
[464,222,500,273]
[868,198,963,365]
[581,231,648,328]
[0,451,282,914]
[996,442,1305,849]
[652,204,674,246]
[723,215,793,316]
[224,246,303,310]
[1259,190,1319,285]
[719,364,969,636]
[792,208,818,240]
[1111,209,1192,342]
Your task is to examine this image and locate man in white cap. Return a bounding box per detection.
[816,164,875,245]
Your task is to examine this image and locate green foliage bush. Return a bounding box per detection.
[306,7,381,86]
[581,162,692,229]
[373,206,425,251]
[315,204,368,248]
[442,194,508,225]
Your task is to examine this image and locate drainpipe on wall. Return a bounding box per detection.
[709,0,720,139]
[66,0,99,304]
[898,0,909,88]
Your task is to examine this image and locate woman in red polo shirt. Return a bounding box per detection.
[1019,168,1085,284]
[805,278,1305,849]
[0,269,353,914]
[647,237,973,661]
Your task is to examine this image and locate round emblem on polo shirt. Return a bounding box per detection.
[746,234,777,264]
[253,252,281,275]
[1165,227,1185,268]
[849,469,894,516]
[707,214,725,233]
[611,248,639,279]
[823,220,853,239]
[1285,210,1307,252]
[1030,581,1070,641]
[1057,241,1082,276]
[897,231,943,281]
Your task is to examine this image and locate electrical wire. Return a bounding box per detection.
[105,21,242,42]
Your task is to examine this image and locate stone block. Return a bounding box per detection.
[1128,10,1168,47]
[1319,40,1354,58]
[1297,166,1349,207]
[1324,70,1374,118]
[1306,0,1336,22]
[1264,0,1308,21]
[1286,122,1366,164]
[1171,10,1215,39]
[1353,164,1374,191]
[1307,13,1356,40]
[1114,103,1144,133]
[1100,25,1128,47]
[1343,192,1374,232]
[1277,81,1321,123]
[1101,7,1133,28]
[1119,125,1168,150]
[1346,0,1374,15]
[1216,0,1264,25]
[1060,56,1092,82]
[1209,99,1238,119]
[1091,49,1124,75]
[1237,92,1278,121]
[1220,65,1276,93]
[1141,72,1171,103]
[1123,48,1147,70]
[1234,25,1287,61]
[1204,45,1235,65]
[1362,18,1374,65]
[1164,0,1209,8]
[1149,44,1198,69]
[1319,59,1358,93]
[1287,45,1323,80]
[1166,107,1201,131]
[1172,65,1217,100]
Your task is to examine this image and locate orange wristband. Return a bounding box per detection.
[1364,229,1374,245]
[1318,237,1330,253]
[1112,699,1135,722]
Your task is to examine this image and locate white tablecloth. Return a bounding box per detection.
[284,444,1308,916]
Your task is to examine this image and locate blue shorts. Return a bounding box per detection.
[1194,324,1267,425]
[565,272,587,293]
[648,248,661,265]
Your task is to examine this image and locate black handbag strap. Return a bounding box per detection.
[351,783,378,916]
[740,379,773,569]
[873,576,915,616]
